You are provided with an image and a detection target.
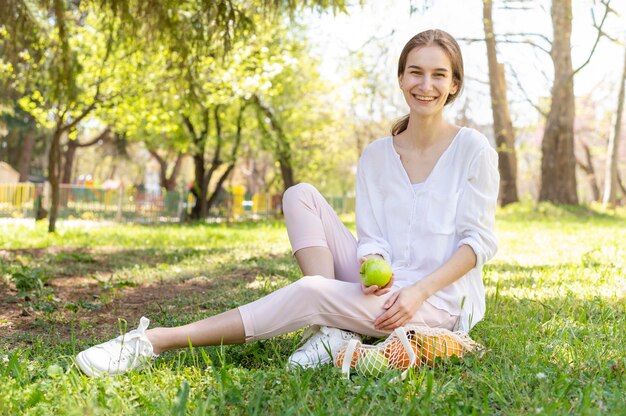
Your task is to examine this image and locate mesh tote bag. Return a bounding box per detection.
[335,326,482,381]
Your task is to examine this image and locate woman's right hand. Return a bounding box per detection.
[359,255,394,296]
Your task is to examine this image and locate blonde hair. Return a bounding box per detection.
[391,29,464,136]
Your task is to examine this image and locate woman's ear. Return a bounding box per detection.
[398,75,403,89]
[450,81,459,95]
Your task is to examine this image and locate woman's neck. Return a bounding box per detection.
[401,113,452,150]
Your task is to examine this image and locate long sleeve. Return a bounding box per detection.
[355,153,393,263]
[455,147,499,268]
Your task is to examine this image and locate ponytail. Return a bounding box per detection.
[391,114,410,136]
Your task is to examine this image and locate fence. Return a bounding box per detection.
[0,183,37,217]
[0,183,353,222]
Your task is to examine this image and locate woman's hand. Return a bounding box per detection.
[374,284,428,331]
[359,255,394,296]
[361,275,395,296]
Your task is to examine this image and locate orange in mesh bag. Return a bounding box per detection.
[335,326,481,380]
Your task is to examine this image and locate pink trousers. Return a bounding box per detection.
[237,183,457,341]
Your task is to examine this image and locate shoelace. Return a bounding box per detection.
[299,326,358,349]
[98,331,150,368]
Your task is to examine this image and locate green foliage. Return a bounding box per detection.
[0,204,625,414]
[2,264,49,297]
[1,0,358,204]
[10,267,48,294]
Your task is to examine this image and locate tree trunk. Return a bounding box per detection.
[602,43,626,208]
[62,127,110,184]
[190,152,208,219]
[617,170,626,197]
[278,156,295,190]
[251,95,296,193]
[165,154,185,191]
[184,111,210,220]
[206,103,246,211]
[62,140,78,184]
[576,139,600,201]
[539,0,578,204]
[17,131,35,182]
[483,0,519,206]
[48,128,64,233]
[149,150,186,191]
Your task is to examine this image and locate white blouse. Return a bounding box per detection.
[355,127,499,331]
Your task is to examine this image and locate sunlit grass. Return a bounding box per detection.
[1,203,625,414]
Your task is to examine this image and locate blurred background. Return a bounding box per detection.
[1,0,625,230]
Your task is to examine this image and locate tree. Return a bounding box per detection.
[3,0,349,230]
[62,127,112,184]
[0,7,47,181]
[185,102,249,219]
[539,0,577,203]
[464,1,614,204]
[539,0,613,204]
[252,95,296,190]
[250,35,351,195]
[0,104,47,181]
[148,149,187,192]
[483,0,519,206]
[602,42,626,208]
[12,4,119,232]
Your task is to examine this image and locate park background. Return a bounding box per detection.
[1,0,626,414]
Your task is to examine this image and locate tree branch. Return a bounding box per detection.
[76,127,110,147]
[204,105,223,185]
[460,32,552,56]
[501,32,552,45]
[498,38,551,56]
[573,0,614,76]
[617,170,626,196]
[507,63,549,118]
[148,149,166,166]
[182,114,197,138]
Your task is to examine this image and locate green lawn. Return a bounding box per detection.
[1,204,625,415]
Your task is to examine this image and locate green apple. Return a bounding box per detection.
[356,350,389,377]
[360,258,392,287]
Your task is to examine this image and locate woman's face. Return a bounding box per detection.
[398,45,458,118]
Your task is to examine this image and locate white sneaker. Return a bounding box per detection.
[76,317,157,377]
[287,325,362,369]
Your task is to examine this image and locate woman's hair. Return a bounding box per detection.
[391,29,464,136]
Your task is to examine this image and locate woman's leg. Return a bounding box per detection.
[238,276,457,342]
[149,276,455,353]
[76,276,455,376]
[282,183,360,282]
[148,184,358,355]
[147,309,245,354]
[150,185,361,351]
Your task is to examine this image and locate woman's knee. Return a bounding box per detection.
[293,275,330,297]
[282,183,322,213]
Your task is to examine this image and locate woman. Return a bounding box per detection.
[76,29,498,377]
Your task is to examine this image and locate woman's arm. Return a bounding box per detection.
[373,245,476,331]
[355,149,393,263]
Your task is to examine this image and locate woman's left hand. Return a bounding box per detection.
[374,284,428,331]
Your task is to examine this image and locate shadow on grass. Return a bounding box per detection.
[1,246,227,277]
[497,201,626,224]
[0,250,301,346]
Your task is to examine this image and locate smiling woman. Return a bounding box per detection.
[394,29,464,134]
[74,29,499,378]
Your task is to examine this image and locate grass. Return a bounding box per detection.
[1,203,625,415]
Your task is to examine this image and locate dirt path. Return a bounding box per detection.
[0,247,259,344]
